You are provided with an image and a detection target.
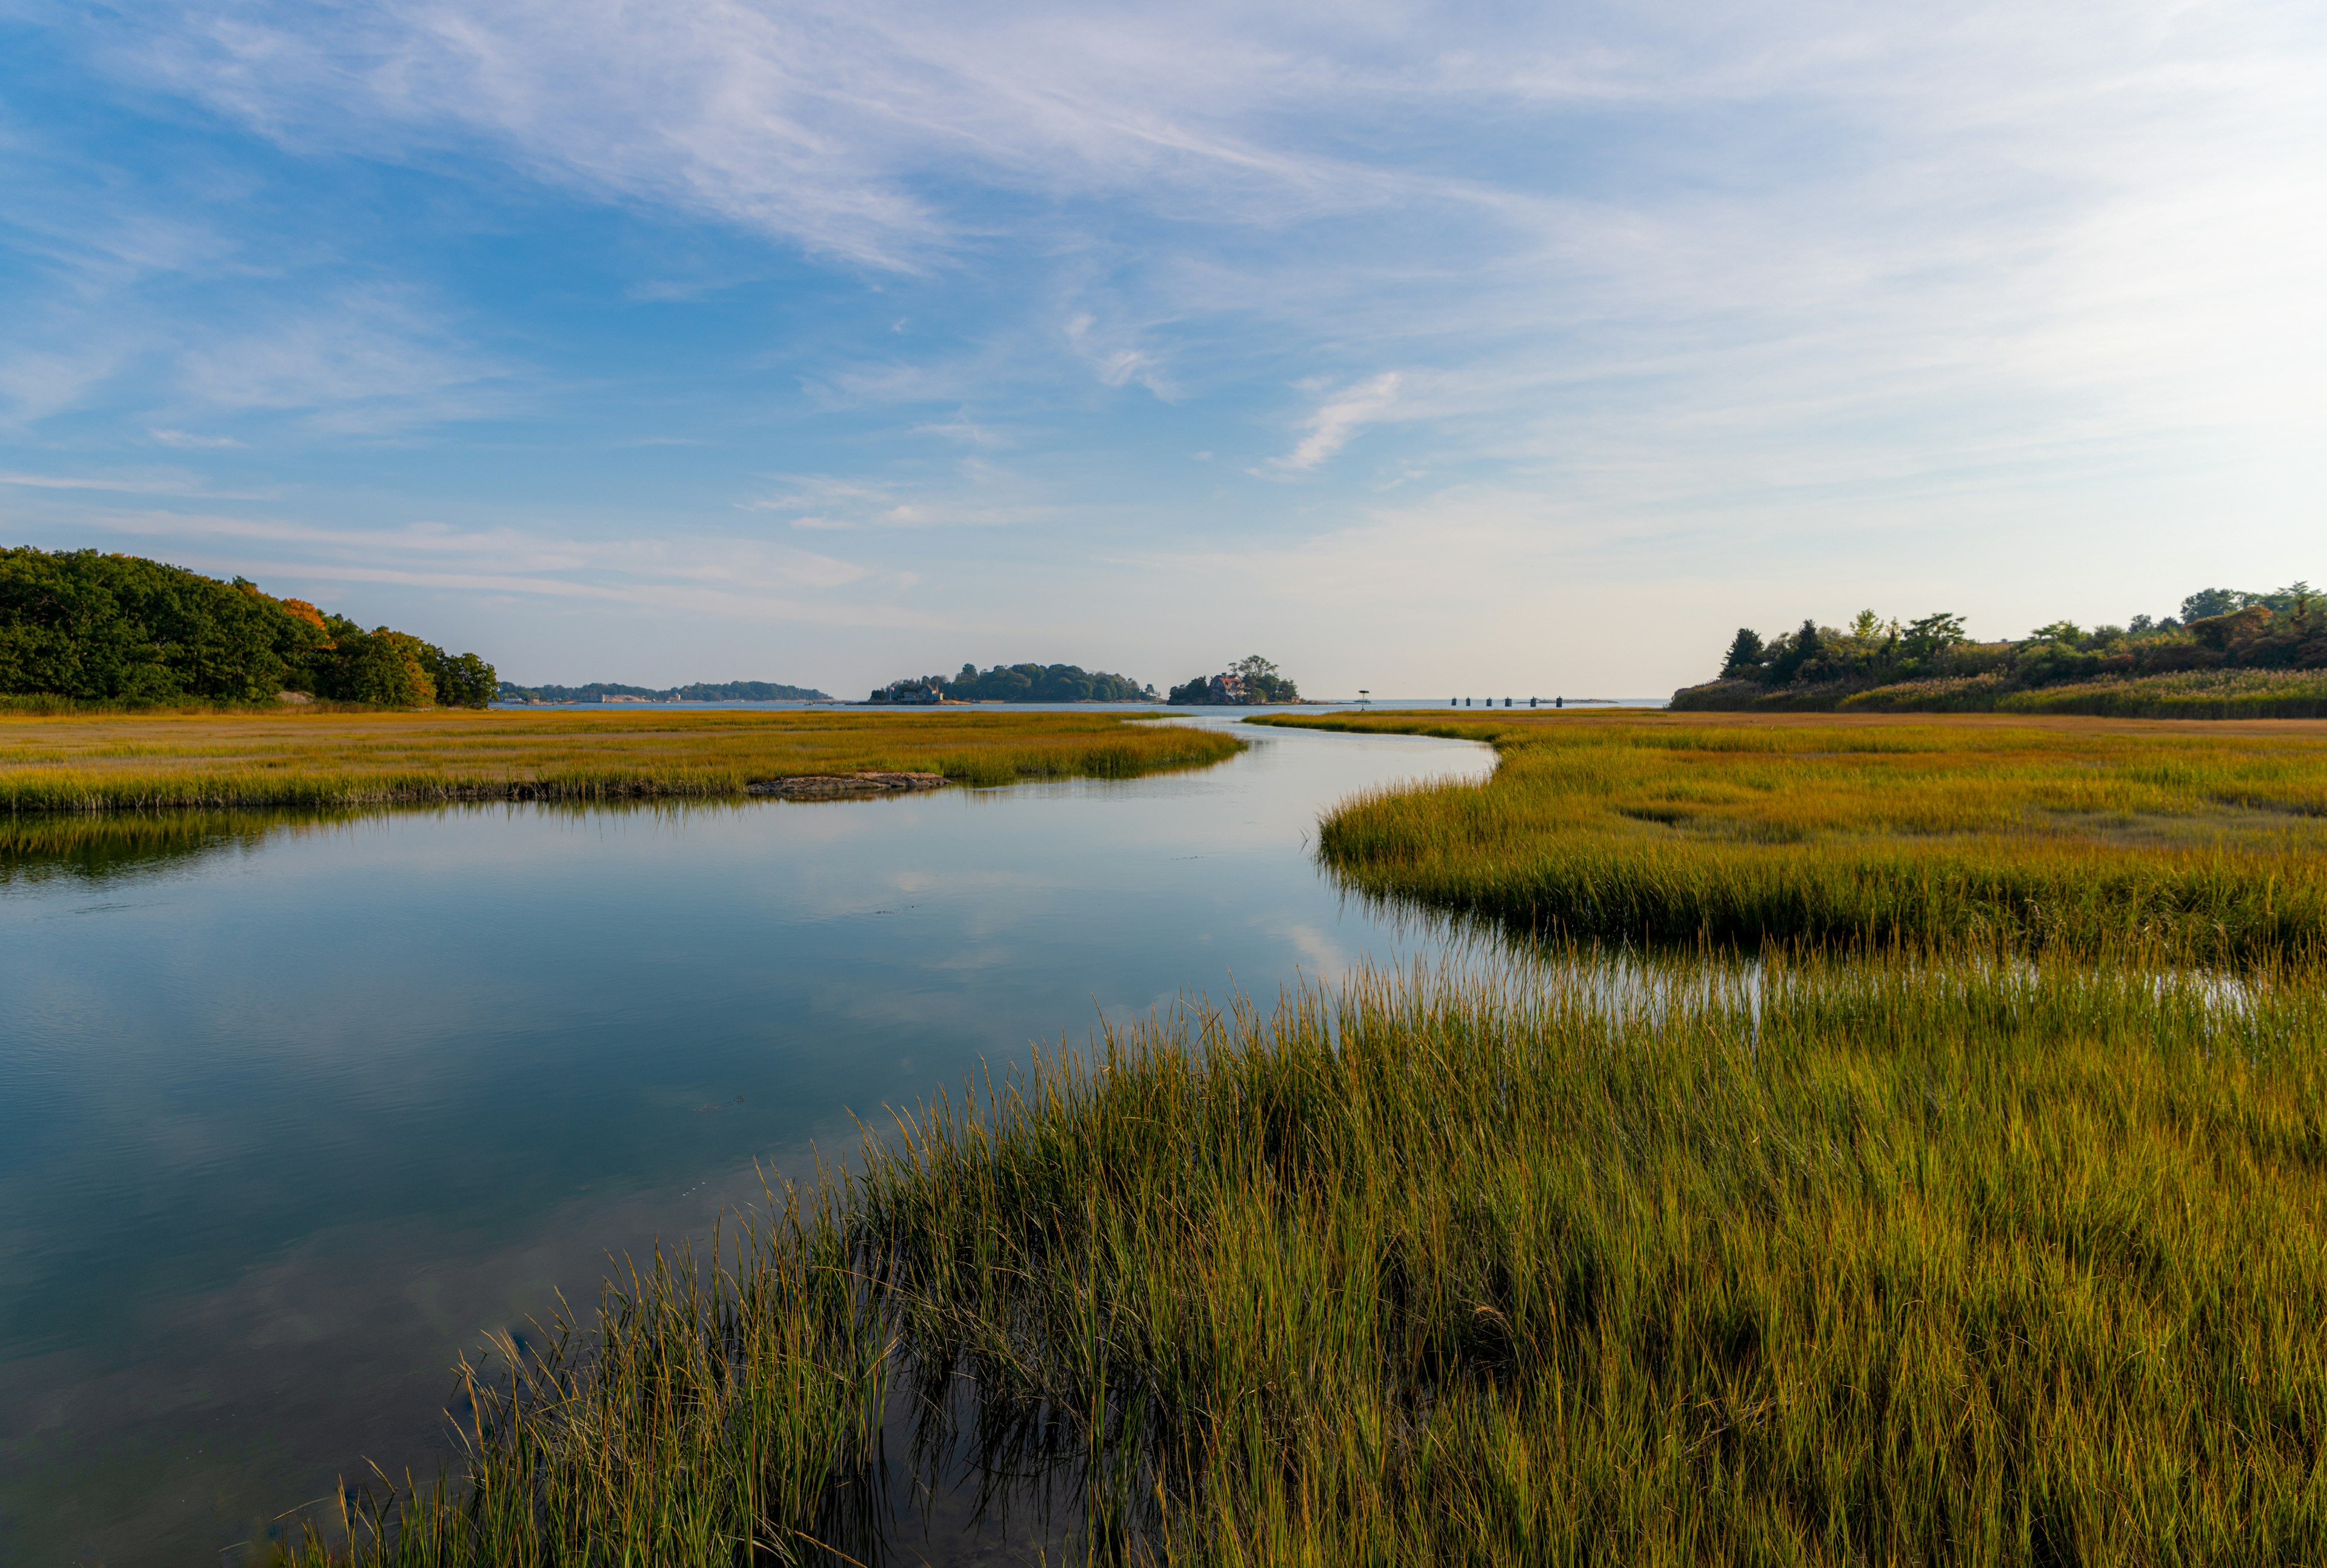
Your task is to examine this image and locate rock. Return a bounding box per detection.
[276,690,314,704]
[745,771,948,800]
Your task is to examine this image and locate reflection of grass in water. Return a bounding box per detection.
[0,709,1243,812]
[0,789,1075,886]
[287,950,2327,1564]
[0,809,355,885]
[1256,711,2327,965]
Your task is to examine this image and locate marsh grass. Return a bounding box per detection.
[285,951,2327,1565]
[1865,668,2327,719]
[1673,669,2327,719]
[281,1179,895,1567]
[0,709,1242,812]
[1257,711,2327,963]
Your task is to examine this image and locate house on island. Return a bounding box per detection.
[871,676,946,703]
[1168,670,1280,705]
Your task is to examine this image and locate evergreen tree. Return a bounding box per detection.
[1721,628,1765,676]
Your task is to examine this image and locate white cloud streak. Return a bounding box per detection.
[48,507,937,626]
[173,289,513,430]
[1274,372,1403,471]
[739,471,1060,530]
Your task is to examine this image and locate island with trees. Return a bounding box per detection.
[1168,655,1301,705]
[1673,585,2327,719]
[1,546,495,708]
[871,663,1155,703]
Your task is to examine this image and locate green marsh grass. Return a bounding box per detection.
[0,708,1242,812]
[1258,711,2327,963]
[287,951,2327,1565]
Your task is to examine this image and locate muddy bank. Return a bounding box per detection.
[745,771,948,800]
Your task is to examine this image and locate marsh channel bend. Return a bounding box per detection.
[0,713,1493,1566]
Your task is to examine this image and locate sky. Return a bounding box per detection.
[1,0,2321,697]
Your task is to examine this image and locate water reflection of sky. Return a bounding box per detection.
[0,716,1491,1566]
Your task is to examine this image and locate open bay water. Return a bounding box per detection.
[0,715,1491,1566]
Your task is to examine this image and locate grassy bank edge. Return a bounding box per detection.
[1,718,1246,814]
[284,953,2327,1564]
[1668,669,2327,719]
[1245,711,2327,966]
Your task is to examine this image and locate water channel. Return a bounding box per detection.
[0,713,1496,1566]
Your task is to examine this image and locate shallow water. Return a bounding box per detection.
[0,714,1491,1566]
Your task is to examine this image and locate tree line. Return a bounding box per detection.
[500,680,831,702]
[1705,585,2326,696]
[0,546,496,706]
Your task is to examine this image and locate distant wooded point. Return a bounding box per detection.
[499,680,832,703]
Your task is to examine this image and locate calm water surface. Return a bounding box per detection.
[0,716,1491,1566]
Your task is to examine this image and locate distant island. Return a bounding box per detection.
[499,680,831,703]
[1168,655,1300,705]
[1,545,495,708]
[873,663,1154,703]
[1673,585,2327,719]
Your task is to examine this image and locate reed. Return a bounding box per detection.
[279,1177,895,1567]
[282,951,2327,1564]
[1257,711,2327,962]
[0,709,1242,813]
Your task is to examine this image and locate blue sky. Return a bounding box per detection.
[1,0,2320,696]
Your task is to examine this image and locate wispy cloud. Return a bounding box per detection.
[1273,372,1402,471]
[102,0,1431,268]
[1,470,179,493]
[59,507,930,623]
[0,468,278,500]
[1063,311,1171,396]
[912,419,1009,447]
[0,344,133,425]
[740,471,1058,530]
[175,288,513,431]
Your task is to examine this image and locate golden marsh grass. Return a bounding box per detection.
[1257,710,2327,963]
[0,708,1243,812]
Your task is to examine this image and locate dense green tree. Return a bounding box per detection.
[1901,613,1966,663]
[1720,628,1766,675]
[311,624,436,706]
[419,648,497,708]
[936,662,1150,702]
[1699,582,2324,698]
[1229,654,1300,702]
[0,546,494,706]
[1167,660,1300,703]
[1763,619,1822,683]
[2181,587,2252,622]
[0,548,326,700]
